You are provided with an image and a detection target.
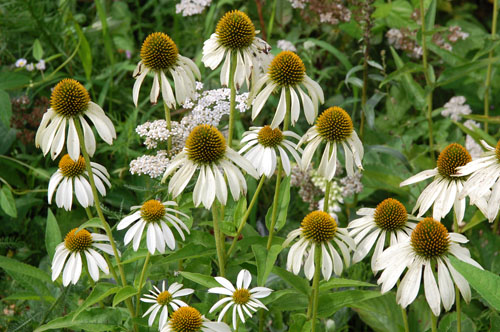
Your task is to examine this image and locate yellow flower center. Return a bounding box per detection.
[58,154,86,177]
[496,140,500,161]
[186,125,226,164]
[411,217,450,259]
[257,125,283,147]
[215,10,255,50]
[50,79,90,117]
[156,290,172,305]
[140,200,166,223]
[268,51,305,87]
[140,32,179,71]
[437,143,471,178]
[232,288,251,305]
[316,107,353,142]
[373,198,408,231]
[301,210,337,243]
[169,306,203,332]
[64,228,92,252]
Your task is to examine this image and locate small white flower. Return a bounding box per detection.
[26,63,35,71]
[15,58,27,68]
[209,269,272,330]
[36,59,46,71]
[277,39,297,52]
[161,306,231,332]
[441,96,471,122]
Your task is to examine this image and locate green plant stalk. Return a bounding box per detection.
[258,310,265,332]
[212,203,226,277]
[493,214,500,233]
[227,176,266,258]
[323,181,332,213]
[164,103,172,151]
[484,0,498,134]
[267,0,278,42]
[431,311,438,332]
[135,252,151,317]
[310,245,322,332]
[74,120,137,324]
[266,89,291,250]
[228,52,238,148]
[452,212,461,332]
[396,280,410,332]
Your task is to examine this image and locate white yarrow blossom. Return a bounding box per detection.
[133,32,201,108]
[441,96,471,122]
[161,306,231,332]
[208,269,272,329]
[375,217,483,316]
[48,154,111,211]
[35,78,116,161]
[117,199,189,254]
[52,228,114,286]
[141,281,194,329]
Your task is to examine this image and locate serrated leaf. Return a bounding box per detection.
[33,39,44,61]
[0,186,17,218]
[438,312,476,332]
[0,89,12,127]
[45,208,62,258]
[0,255,51,283]
[112,285,137,307]
[35,307,122,331]
[72,283,120,320]
[179,271,219,288]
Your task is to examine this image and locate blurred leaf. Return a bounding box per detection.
[379,62,424,88]
[36,307,122,331]
[306,38,352,69]
[461,209,487,232]
[463,114,500,124]
[76,217,107,232]
[319,278,375,291]
[112,285,137,307]
[453,121,497,147]
[45,208,62,258]
[425,0,437,31]
[253,244,282,286]
[317,290,383,318]
[74,22,93,80]
[0,186,17,218]
[265,176,290,232]
[272,266,310,296]
[179,271,219,288]
[0,72,30,90]
[33,39,44,61]
[369,145,412,171]
[350,293,404,332]
[438,312,476,332]
[0,89,12,127]
[389,47,425,109]
[0,255,51,283]
[73,283,120,320]
[345,65,364,89]
[436,57,500,87]
[364,91,386,128]
[151,244,216,266]
[3,292,55,302]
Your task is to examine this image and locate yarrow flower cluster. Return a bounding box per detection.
[340,171,363,197]
[175,0,212,16]
[277,39,297,52]
[441,96,472,122]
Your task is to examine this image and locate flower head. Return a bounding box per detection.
[216,10,255,50]
[161,306,231,332]
[15,58,27,68]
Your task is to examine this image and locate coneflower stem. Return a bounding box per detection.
[452,212,461,332]
[164,103,172,151]
[484,0,498,134]
[135,252,151,317]
[310,245,322,332]
[227,51,238,148]
[267,0,278,42]
[212,203,226,277]
[227,175,266,258]
[323,181,332,213]
[431,311,438,332]
[397,280,410,332]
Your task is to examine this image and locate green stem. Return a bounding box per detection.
[135,252,151,317]
[493,214,500,234]
[397,280,410,332]
[310,245,322,332]
[258,310,265,332]
[228,51,238,148]
[431,311,438,332]
[212,203,226,277]
[323,181,332,213]
[484,0,498,134]
[267,0,278,42]
[227,176,266,258]
[456,285,461,332]
[164,97,172,152]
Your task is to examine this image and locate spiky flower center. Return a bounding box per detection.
[156,290,172,305]
[268,51,306,87]
[316,107,353,142]
[437,143,471,178]
[50,79,90,117]
[496,140,500,161]
[64,228,92,252]
[257,126,283,147]
[215,10,255,50]
[374,198,408,231]
[232,288,251,305]
[140,32,179,71]
[411,217,450,259]
[301,211,337,243]
[186,125,226,164]
[169,306,203,332]
[58,154,86,177]
[140,200,166,223]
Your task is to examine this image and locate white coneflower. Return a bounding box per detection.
[348,198,418,271]
[208,269,272,329]
[117,199,189,254]
[133,32,201,108]
[35,78,116,161]
[300,106,363,180]
[375,217,483,316]
[162,124,259,209]
[283,210,355,280]
[141,281,194,329]
[239,125,301,177]
[400,143,472,225]
[202,10,271,90]
[161,306,231,332]
[48,154,111,211]
[456,139,500,222]
[51,228,114,286]
[250,50,324,128]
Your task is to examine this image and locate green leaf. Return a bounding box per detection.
[436,57,500,87]
[76,217,107,232]
[265,176,291,232]
[389,47,425,110]
[74,21,93,80]
[319,278,375,291]
[424,0,437,31]
[253,244,282,286]
[3,292,55,302]
[272,266,310,296]
[438,312,476,332]
[463,114,500,124]
[179,271,219,288]
[379,62,424,88]
[0,255,51,283]
[0,89,12,127]
[453,121,497,147]
[151,243,216,267]
[449,256,500,310]
[461,209,487,232]
[72,283,120,320]
[0,72,30,90]
[112,285,137,307]
[35,307,123,331]
[350,293,404,332]
[0,186,17,218]
[317,290,383,318]
[369,145,412,171]
[345,65,364,89]
[233,197,247,225]
[32,39,44,61]
[306,38,352,69]
[45,208,62,258]
[364,91,386,128]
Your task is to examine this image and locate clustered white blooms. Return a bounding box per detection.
[175,0,212,16]
[464,120,483,159]
[441,96,472,122]
[340,171,363,197]
[277,39,297,52]
[14,58,46,71]
[289,0,308,9]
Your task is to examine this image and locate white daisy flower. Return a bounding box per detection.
[208,269,272,330]
[375,217,483,317]
[202,10,271,90]
[239,125,302,177]
[162,124,259,209]
[161,306,231,332]
[299,106,364,180]
[133,32,201,108]
[283,210,355,280]
[48,154,111,211]
[456,139,500,222]
[15,58,27,68]
[249,50,324,128]
[141,281,194,329]
[117,199,189,254]
[348,198,418,272]
[51,228,114,286]
[35,78,116,161]
[400,143,472,225]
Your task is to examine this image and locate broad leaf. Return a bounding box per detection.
[0,89,12,127]
[253,244,282,286]
[45,208,62,258]
[0,255,51,283]
[317,290,383,318]
[112,285,137,307]
[272,266,310,296]
[36,307,122,331]
[0,186,17,218]
[319,278,375,291]
[179,271,219,288]
[73,283,120,320]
